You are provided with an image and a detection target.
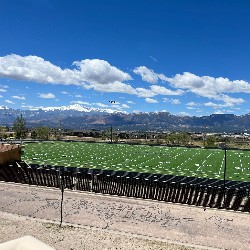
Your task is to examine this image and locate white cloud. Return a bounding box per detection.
[0,85,8,94]
[5,99,14,104]
[110,104,120,109]
[186,102,201,110]
[122,104,130,108]
[137,68,250,111]
[195,109,203,113]
[225,110,235,113]
[0,95,3,98]
[213,94,245,106]
[204,95,245,108]
[127,100,135,104]
[38,93,55,99]
[71,100,90,105]
[87,81,137,95]
[213,110,224,114]
[0,55,132,92]
[0,84,8,89]
[204,102,230,108]
[134,66,250,107]
[178,112,192,116]
[12,95,26,100]
[133,66,169,84]
[135,85,182,98]
[74,59,132,84]
[95,103,109,108]
[135,88,156,98]
[75,94,83,98]
[171,99,181,105]
[61,91,69,95]
[166,72,250,98]
[1,54,250,109]
[163,98,181,104]
[187,101,200,106]
[145,98,158,103]
[204,102,220,108]
[149,56,157,62]
[133,66,159,84]
[132,110,141,113]
[0,54,81,85]
[150,85,184,96]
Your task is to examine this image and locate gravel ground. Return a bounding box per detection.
[1,182,250,249]
[0,211,199,250]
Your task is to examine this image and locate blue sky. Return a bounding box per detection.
[1,0,250,116]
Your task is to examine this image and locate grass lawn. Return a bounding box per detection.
[22,141,250,182]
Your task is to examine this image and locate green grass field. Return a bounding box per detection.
[22,141,250,182]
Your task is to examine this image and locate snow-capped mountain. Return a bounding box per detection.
[0,105,250,132]
[27,104,127,114]
[0,106,10,110]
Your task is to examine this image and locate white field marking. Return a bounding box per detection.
[177,150,201,169]
[197,153,212,171]
[218,155,224,175]
[238,153,244,172]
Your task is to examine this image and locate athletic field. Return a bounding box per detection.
[22,141,250,181]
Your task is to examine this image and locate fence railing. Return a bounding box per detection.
[1,161,250,212]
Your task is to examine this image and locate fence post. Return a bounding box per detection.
[60,167,64,227]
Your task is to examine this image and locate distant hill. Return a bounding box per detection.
[0,105,250,132]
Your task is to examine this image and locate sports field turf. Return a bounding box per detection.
[22,141,250,181]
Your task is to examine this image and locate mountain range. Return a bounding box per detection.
[0,105,250,133]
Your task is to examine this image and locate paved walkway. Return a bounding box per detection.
[0,182,250,249]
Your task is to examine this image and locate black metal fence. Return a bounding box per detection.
[1,161,250,212]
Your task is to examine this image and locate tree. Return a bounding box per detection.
[204,136,216,148]
[180,132,191,146]
[33,127,51,140]
[114,135,119,143]
[13,115,27,139]
[0,126,6,140]
[31,130,37,139]
[165,132,191,146]
[35,127,51,140]
[165,133,177,144]
[101,130,109,140]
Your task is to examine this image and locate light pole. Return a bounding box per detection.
[60,167,64,227]
[108,100,115,143]
[110,125,113,143]
[59,109,62,140]
[219,142,227,207]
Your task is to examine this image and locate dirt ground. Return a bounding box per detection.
[0,182,249,250]
[0,211,203,250]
